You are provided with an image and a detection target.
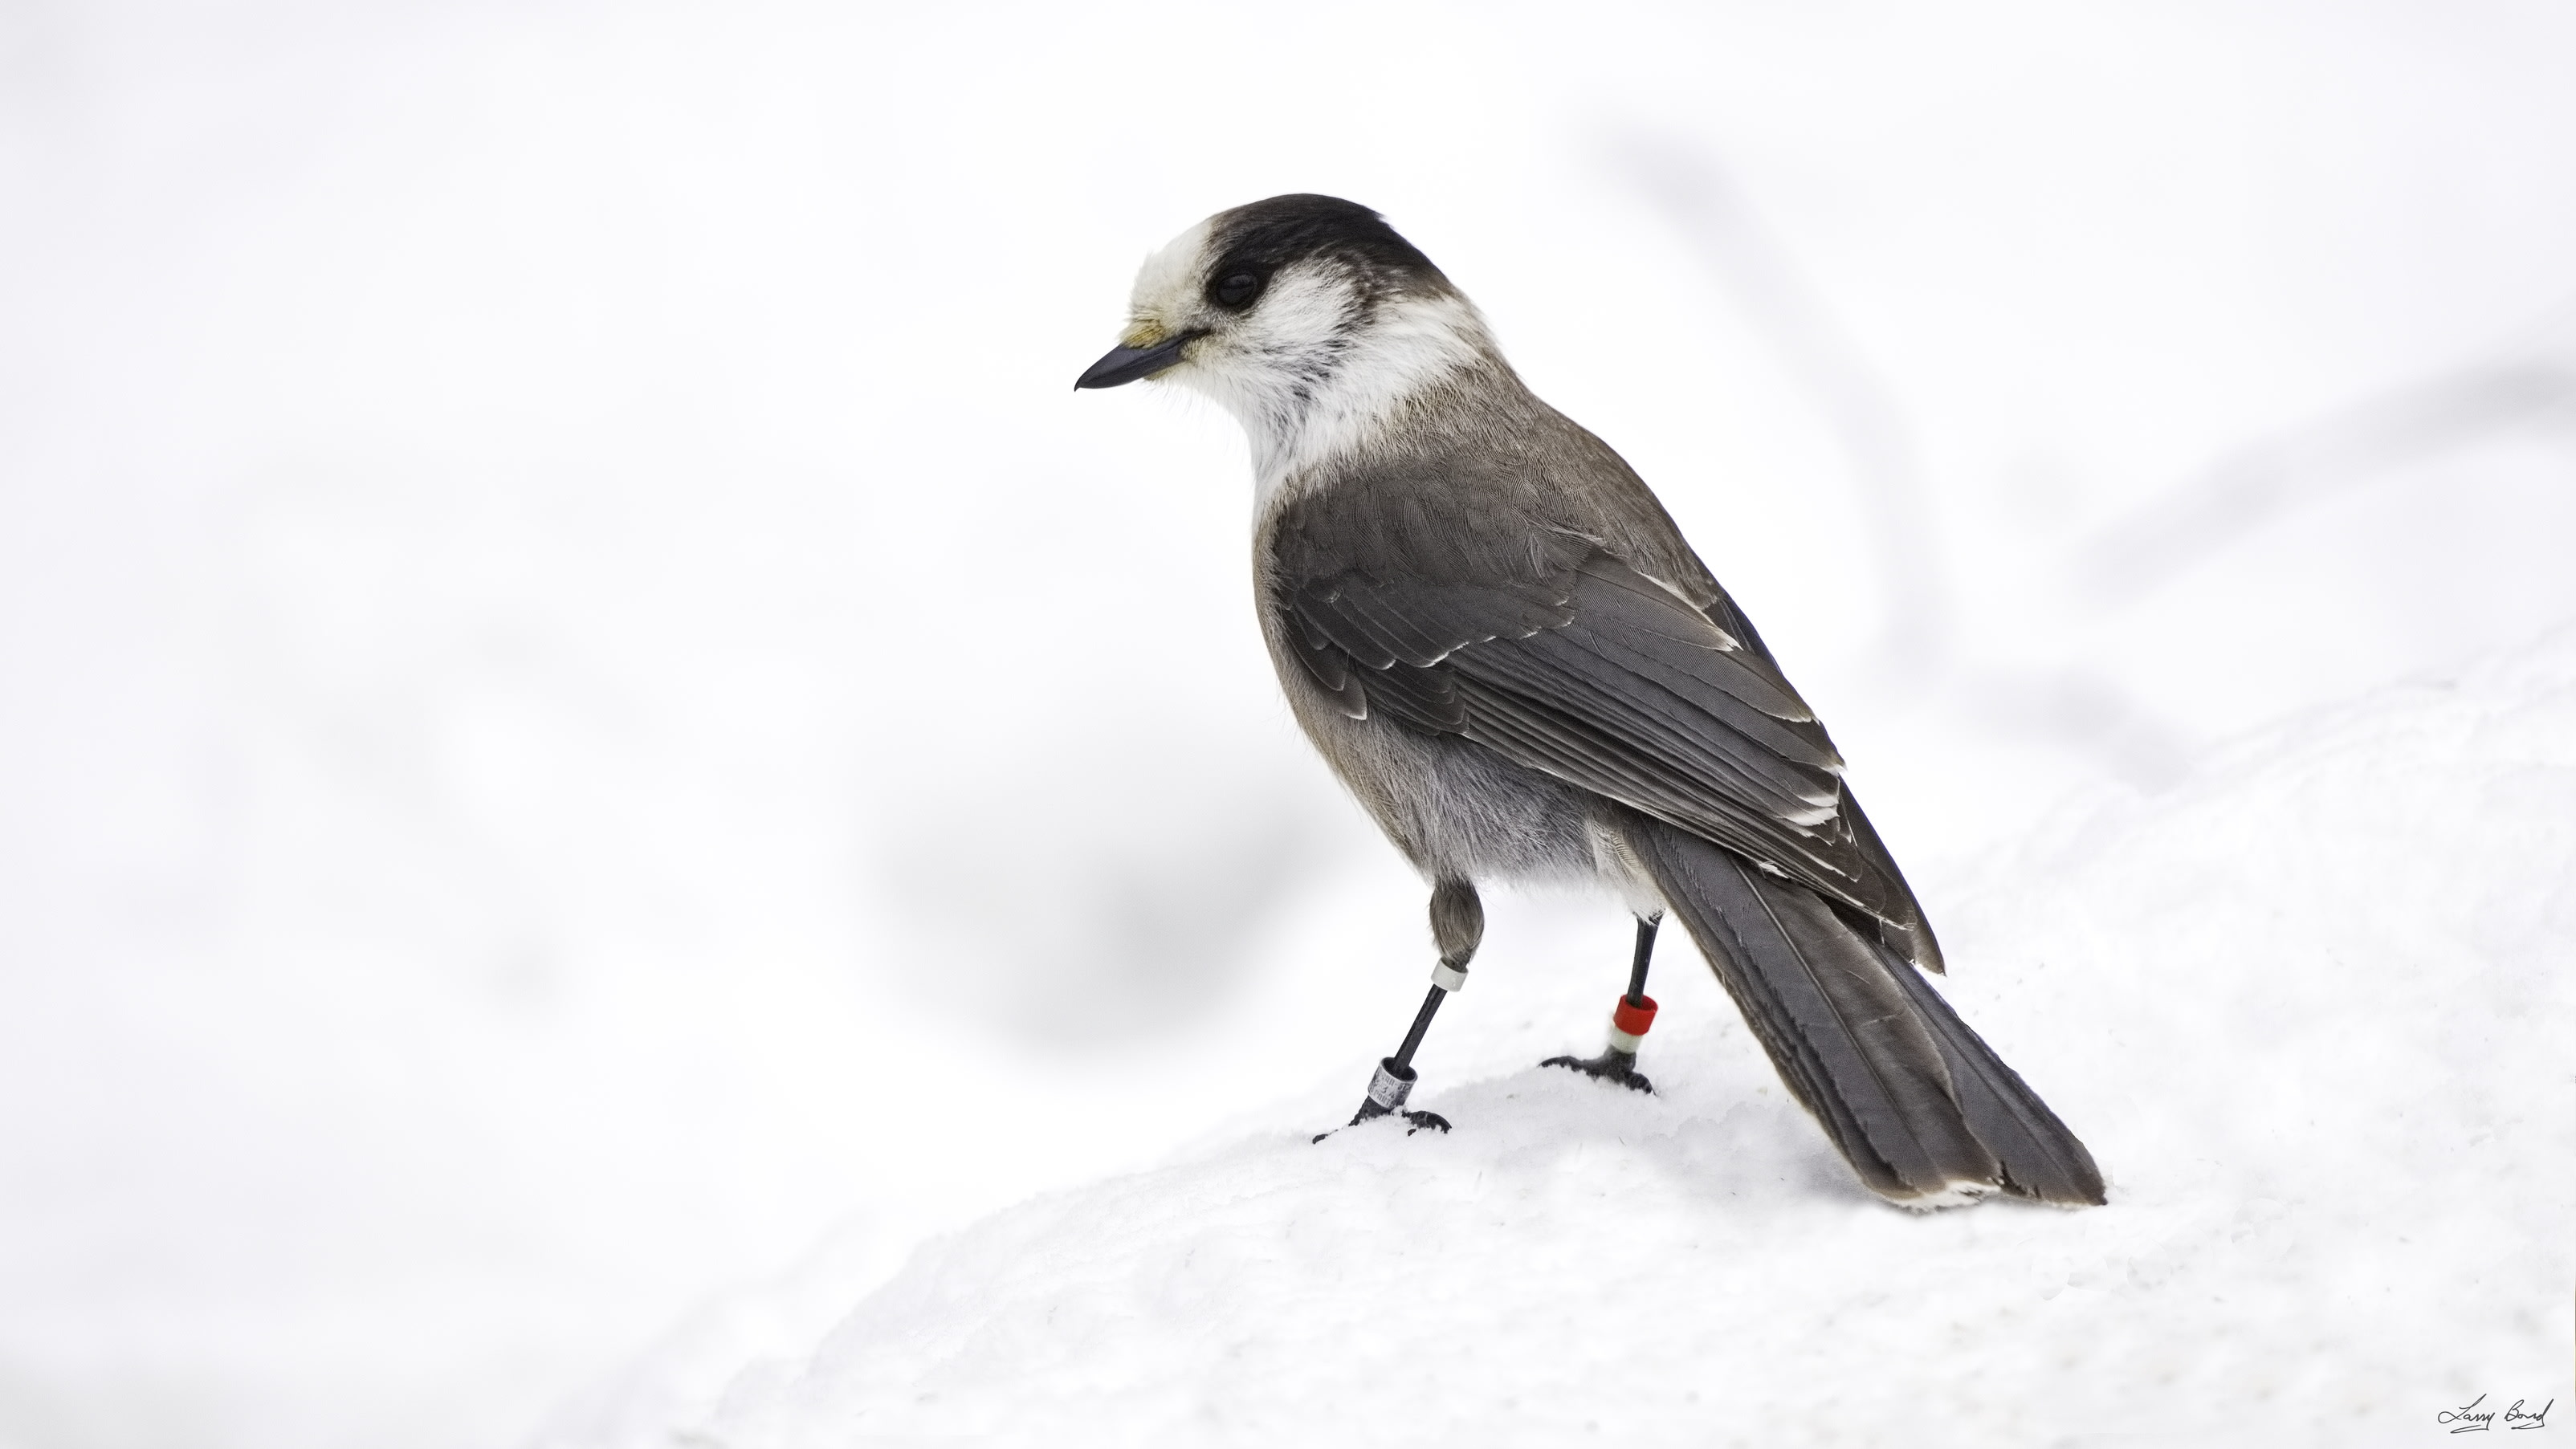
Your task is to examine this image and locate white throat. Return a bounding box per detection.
[1183,287,1498,508]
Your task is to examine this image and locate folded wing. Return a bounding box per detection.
[1275,535,1942,972]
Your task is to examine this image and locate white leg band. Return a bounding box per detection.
[1607,1024,1645,1054]
[1431,961,1469,993]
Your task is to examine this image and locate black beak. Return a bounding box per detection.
[1074,330,1202,389]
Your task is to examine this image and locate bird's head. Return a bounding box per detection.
[1076,195,1501,478]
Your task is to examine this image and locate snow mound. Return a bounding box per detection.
[546,636,2576,1448]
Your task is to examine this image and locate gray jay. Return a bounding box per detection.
[1077,194,2102,1208]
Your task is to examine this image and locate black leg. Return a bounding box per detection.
[1624,912,1658,1005]
[1314,879,1480,1142]
[1543,913,1662,1093]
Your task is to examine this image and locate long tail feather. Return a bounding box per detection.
[1881,953,2105,1205]
[1626,816,2103,1207]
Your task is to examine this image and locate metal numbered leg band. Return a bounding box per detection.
[1366,1057,1416,1112]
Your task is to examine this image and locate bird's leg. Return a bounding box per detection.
[1314,879,1481,1142]
[1543,913,1661,1093]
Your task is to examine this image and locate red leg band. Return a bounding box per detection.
[1612,995,1658,1036]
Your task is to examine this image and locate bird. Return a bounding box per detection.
[1075,194,2103,1209]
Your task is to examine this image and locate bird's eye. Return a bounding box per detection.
[1210,271,1264,309]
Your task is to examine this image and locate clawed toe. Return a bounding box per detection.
[1312,1106,1452,1143]
[1542,1050,1653,1094]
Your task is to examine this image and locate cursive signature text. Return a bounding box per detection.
[2439,1394,2553,1433]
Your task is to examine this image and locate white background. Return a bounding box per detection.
[4,2,2574,1446]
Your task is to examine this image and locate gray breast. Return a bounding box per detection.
[1257,616,1612,885]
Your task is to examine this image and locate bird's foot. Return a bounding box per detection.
[1542,1048,1653,1094]
[1311,1058,1451,1142]
[1310,1105,1450,1143]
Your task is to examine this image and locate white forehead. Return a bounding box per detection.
[1127,217,1214,315]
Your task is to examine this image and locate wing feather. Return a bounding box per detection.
[1273,503,1942,970]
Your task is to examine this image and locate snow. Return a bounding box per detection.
[6,4,2576,1447]
[543,633,2576,1447]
